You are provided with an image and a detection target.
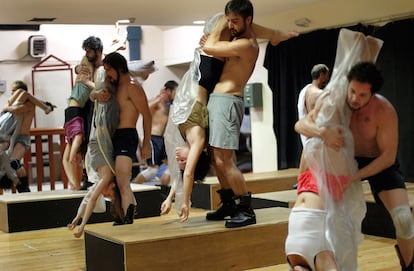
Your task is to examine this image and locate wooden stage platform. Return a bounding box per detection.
[0,183,162,233]
[191,168,299,210]
[84,207,291,271]
[251,181,414,238]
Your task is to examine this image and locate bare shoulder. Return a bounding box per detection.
[372,94,398,124]
[373,94,396,114]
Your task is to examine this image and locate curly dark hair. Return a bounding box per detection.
[82,36,103,52]
[347,61,383,93]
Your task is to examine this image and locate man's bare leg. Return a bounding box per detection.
[115,155,136,224]
[9,142,30,192]
[207,147,255,228]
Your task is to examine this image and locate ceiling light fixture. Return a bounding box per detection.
[295,17,311,27]
[116,17,136,25]
[193,20,205,25]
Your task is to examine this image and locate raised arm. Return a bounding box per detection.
[253,23,299,46]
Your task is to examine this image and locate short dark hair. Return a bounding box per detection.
[13,80,28,91]
[103,52,129,74]
[225,0,254,21]
[347,61,383,93]
[164,80,178,91]
[311,64,329,80]
[82,36,103,52]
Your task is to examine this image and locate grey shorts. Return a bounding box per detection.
[15,134,31,150]
[207,93,244,150]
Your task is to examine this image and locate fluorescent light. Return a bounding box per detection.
[193,20,205,25]
[116,18,136,24]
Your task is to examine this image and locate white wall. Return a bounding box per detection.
[0,24,278,173]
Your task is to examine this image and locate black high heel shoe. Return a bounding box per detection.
[123,204,136,224]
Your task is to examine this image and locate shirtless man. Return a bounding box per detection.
[3,80,55,192]
[133,80,177,184]
[296,62,414,270]
[101,52,151,224]
[200,0,258,228]
[297,64,330,146]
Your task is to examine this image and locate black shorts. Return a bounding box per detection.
[356,156,406,204]
[112,128,138,160]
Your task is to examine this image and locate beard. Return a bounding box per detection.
[87,54,97,63]
[230,23,246,38]
[107,71,120,86]
[347,99,369,111]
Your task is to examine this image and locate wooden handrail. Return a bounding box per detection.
[23,127,68,191]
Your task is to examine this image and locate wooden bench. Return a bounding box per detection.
[84,207,290,271]
[0,184,161,233]
[191,168,299,210]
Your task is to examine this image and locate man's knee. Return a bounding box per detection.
[390,205,414,239]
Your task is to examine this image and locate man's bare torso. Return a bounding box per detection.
[18,102,35,134]
[150,102,168,136]
[117,81,139,129]
[213,38,259,97]
[350,94,392,157]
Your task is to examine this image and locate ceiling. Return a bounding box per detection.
[1,0,414,32]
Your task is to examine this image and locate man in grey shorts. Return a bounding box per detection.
[201,0,258,228]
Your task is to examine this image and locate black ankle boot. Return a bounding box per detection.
[0,175,14,189]
[225,192,256,228]
[16,176,30,193]
[206,189,237,220]
[80,168,93,190]
[395,244,414,271]
[123,204,136,224]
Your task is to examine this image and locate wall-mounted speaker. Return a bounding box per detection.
[28,35,46,58]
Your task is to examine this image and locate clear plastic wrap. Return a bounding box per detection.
[304,28,383,270]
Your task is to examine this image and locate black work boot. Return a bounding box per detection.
[225,192,256,228]
[206,189,237,220]
[395,244,414,271]
[16,176,31,193]
[0,175,14,189]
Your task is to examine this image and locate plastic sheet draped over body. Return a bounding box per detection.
[303,28,383,271]
[164,13,223,214]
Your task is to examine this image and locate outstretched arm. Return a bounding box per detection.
[253,23,299,46]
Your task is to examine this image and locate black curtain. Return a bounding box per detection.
[264,18,414,179]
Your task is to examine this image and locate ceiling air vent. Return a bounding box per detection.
[28,35,47,58]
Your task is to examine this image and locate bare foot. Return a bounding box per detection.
[67,223,76,230]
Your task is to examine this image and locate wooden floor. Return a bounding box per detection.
[0,203,402,271]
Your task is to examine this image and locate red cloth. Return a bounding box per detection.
[297,170,351,201]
